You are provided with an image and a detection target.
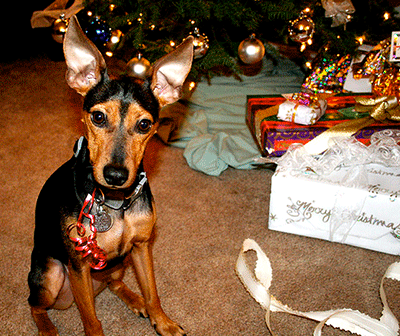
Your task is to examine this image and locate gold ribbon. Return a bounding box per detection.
[303,95,400,155]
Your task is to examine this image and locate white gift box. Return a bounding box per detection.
[277,97,327,125]
[268,130,400,255]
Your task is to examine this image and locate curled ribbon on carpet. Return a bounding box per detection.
[236,239,400,336]
[304,95,400,155]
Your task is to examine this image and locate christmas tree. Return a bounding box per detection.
[68,0,400,81]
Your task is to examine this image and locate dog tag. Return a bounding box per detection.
[94,205,113,232]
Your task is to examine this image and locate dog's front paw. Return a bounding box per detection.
[150,315,186,336]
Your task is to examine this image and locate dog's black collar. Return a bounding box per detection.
[94,172,147,211]
[73,136,148,212]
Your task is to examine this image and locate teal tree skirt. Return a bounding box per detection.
[158,57,304,176]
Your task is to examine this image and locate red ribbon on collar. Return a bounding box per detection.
[68,189,107,270]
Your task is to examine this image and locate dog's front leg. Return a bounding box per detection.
[131,242,185,336]
[68,263,104,336]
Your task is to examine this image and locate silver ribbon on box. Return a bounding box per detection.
[258,129,400,242]
[236,239,400,336]
[273,129,400,175]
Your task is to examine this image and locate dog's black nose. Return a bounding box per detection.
[103,165,129,186]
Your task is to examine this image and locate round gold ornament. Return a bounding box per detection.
[238,34,265,64]
[288,12,315,51]
[52,15,68,44]
[190,28,209,59]
[126,54,152,79]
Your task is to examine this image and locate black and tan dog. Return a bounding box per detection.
[28,16,193,336]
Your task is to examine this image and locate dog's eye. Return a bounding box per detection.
[136,119,152,133]
[91,111,106,126]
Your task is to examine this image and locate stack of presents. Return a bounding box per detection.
[247,37,400,255]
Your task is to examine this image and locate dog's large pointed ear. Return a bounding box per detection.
[63,16,107,96]
[151,36,194,107]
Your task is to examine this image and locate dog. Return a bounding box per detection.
[28,16,193,336]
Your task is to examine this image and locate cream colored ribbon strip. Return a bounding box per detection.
[236,239,400,336]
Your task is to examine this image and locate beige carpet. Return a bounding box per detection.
[1,55,399,336]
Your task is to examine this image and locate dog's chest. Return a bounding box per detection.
[95,206,156,259]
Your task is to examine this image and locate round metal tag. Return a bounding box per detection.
[94,212,113,232]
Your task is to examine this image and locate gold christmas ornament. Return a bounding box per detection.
[51,14,68,43]
[238,34,265,64]
[126,54,152,79]
[190,28,209,59]
[106,29,123,50]
[288,11,315,52]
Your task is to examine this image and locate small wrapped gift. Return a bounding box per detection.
[277,92,327,125]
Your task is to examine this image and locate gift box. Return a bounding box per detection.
[247,94,400,157]
[277,93,327,125]
[268,130,400,255]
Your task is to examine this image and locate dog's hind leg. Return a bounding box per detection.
[28,257,72,336]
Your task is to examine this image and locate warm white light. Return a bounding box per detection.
[133,64,146,75]
[111,35,120,44]
[246,45,259,55]
[189,82,196,90]
[384,12,390,20]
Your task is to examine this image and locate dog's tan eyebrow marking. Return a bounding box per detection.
[89,101,121,131]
